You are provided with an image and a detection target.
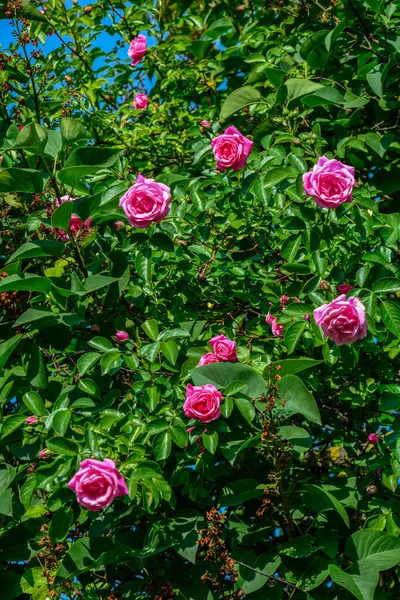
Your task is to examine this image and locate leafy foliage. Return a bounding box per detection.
[0,0,400,599]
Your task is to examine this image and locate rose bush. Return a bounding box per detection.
[0,1,400,599]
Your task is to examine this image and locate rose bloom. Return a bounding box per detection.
[128,34,147,66]
[38,449,51,459]
[198,353,220,366]
[134,94,148,109]
[280,295,289,304]
[26,416,39,424]
[54,195,91,241]
[184,384,223,423]
[367,433,379,444]
[115,221,124,230]
[209,334,237,361]
[266,313,284,337]
[303,156,356,209]
[313,295,367,346]
[338,283,354,295]
[211,125,253,171]
[68,458,129,512]
[201,120,211,127]
[119,173,171,228]
[115,331,129,342]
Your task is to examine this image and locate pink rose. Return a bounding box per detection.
[115,331,129,342]
[38,449,51,458]
[134,94,148,109]
[68,458,129,512]
[54,196,92,241]
[313,295,367,346]
[198,353,220,366]
[280,295,289,304]
[211,126,253,171]
[201,120,211,127]
[119,173,171,228]
[367,433,379,444]
[128,34,147,66]
[320,280,329,291]
[338,284,354,295]
[184,384,223,423]
[209,334,237,361]
[303,156,356,209]
[115,221,124,230]
[26,416,39,424]
[266,313,284,337]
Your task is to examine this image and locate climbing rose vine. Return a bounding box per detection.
[0,1,400,599]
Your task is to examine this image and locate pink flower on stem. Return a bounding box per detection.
[280,295,289,304]
[134,94,148,109]
[26,417,39,424]
[54,196,91,241]
[303,156,356,209]
[209,335,237,362]
[266,313,284,337]
[198,353,220,366]
[367,433,379,444]
[184,384,223,423]
[320,280,329,291]
[128,34,147,66]
[119,173,171,228]
[201,120,211,127]
[338,283,354,295]
[211,126,253,171]
[38,449,51,459]
[115,221,124,230]
[115,331,129,342]
[313,295,367,346]
[68,458,129,512]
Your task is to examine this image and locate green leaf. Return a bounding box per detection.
[264,167,294,187]
[0,334,22,371]
[7,240,65,263]
[0,168,44,193]
[60,117,91,147]
[235,397,255,424]
[161,340,179,365]
[356,264,371,288]
[372,278,400,294]
[0,273,52,293]
[84,275,119,293]
[304,484,349,527]
[268,358,323,377]
[142,320,159,341]
[329,561,378,600]
[381,301,400,337]
[280,78,325,104]
[136,251,152,283]
[236,552,281,594]
[49,507,73,543]
[44,129,63,158]
[202,431,218,454]
[22,392,45,417]
[1,415,26,439]
[276,375,321,425]
[366,64,384,98]
[0,488,13,516]
[14,123,48,155]
[284,321,306,355]
[51,201,73,230]
[170,426,188,448]
[173,509,205,565]
[220,86,261,119]
[302,86,346,107]
[153,431,172,461]
[347,530,400,570]
[278,425,312,454]
[53,409,72,436]
[88,336,114,351]
[219,478,263,507]
[191,362,266,398]
[46,437,79,456]
[77,353,101,376]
